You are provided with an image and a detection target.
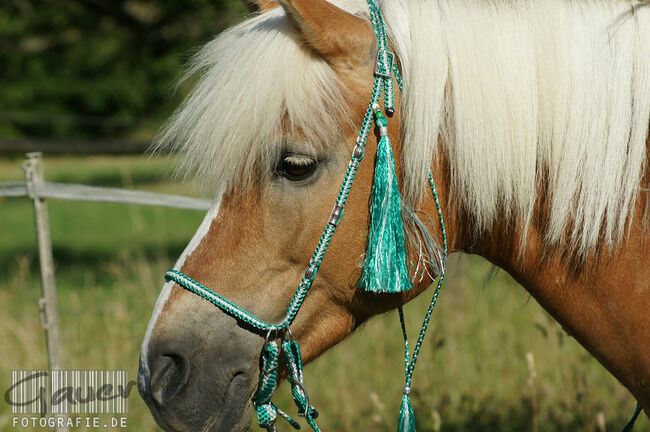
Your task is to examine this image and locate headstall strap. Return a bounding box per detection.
[163,0,451,430]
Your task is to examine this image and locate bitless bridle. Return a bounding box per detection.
[165,1,448,430]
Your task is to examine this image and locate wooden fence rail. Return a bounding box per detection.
[0,182,28,197]
[0,153,210,432]
[1,180,210,210]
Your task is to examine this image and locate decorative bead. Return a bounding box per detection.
[328,204,343,226]
[353,144,364,159]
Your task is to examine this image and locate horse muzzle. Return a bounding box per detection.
[138,290,262,432]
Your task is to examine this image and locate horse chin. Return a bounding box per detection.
[202,404,253,432]
[202,373,255,432]
[150,391,254,432]
[143,366,256,432]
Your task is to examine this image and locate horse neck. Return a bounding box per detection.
[422,155,650,411]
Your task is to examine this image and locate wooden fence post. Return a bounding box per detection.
[23,152,69,432]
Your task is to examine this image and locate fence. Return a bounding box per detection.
[0,153,210,432]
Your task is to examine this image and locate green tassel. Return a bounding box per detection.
[359,108,412,293]
[398,392,416,432]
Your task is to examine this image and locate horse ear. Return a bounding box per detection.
[242,0,279,13]
[279,0,373,64]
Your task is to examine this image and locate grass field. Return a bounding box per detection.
[0,155,645,432]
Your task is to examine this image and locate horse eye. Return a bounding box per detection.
[277,154,319,181]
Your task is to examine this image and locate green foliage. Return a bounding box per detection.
[0,0,246,139]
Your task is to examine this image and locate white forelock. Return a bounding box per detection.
[154,8,346,194]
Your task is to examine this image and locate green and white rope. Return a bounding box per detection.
[397,172,448,393]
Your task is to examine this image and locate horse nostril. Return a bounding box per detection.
[137,354,152,402]
[150,353,190,407]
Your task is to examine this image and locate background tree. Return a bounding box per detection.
[0,0,245,140]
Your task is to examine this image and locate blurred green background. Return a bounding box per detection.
[0,0,243,141]
[0,1,645,431]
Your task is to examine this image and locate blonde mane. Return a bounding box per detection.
[383,0,650,255]
[158,0,650,256]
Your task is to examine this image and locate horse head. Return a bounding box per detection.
[137,1,440,430]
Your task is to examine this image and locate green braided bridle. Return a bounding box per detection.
[164,1,448,430]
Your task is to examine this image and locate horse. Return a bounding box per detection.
[137,0,650,430]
